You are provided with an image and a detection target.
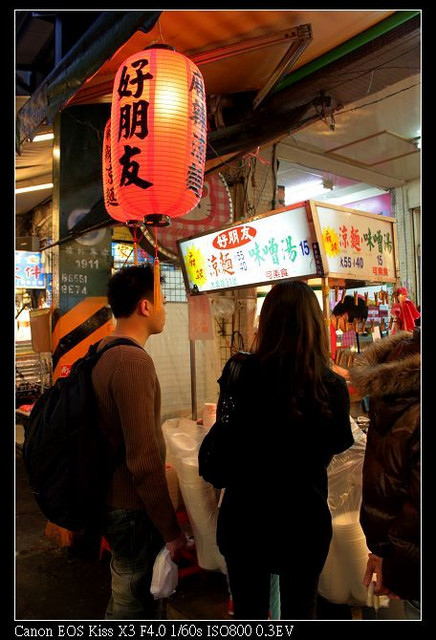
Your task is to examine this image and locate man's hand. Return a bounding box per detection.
[166,533,187,564]
[363,553,400,599]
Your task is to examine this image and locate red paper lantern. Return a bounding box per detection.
[110,44,207,224]
[102,119,140,223]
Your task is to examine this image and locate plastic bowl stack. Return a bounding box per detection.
[318,510,369,606]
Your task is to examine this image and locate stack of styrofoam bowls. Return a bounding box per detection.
[318,534,351,604]
[175,456,227,574]
[332,511,369,605]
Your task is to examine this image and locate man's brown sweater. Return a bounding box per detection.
[92,335,181,543]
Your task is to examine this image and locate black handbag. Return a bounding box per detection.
[198,351,251,489]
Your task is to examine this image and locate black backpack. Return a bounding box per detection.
[22,338,142,532]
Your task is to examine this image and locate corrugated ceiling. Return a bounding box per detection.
[70,10,395,104]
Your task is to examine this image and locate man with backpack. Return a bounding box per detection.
[92,264,186,619]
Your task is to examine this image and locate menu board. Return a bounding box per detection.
[311,202,398,283]
[177,203,322,294]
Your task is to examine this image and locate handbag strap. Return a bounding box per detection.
[217,351,253,421]
[220,351,252,394]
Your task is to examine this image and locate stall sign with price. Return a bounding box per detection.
[311,202,398,283]
[178,203,322,294]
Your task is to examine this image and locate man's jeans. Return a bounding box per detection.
[102,508,164,620]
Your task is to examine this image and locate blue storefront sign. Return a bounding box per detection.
[15,251,45,289]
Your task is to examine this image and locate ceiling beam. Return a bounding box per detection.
[204,12,419,178]
[277,140,406,189]
[207,101,317,161]
[188,25,311,66]
[253,24,313,109]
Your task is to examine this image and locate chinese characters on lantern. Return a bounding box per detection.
[187,70,207,200]
[102,120,124,220]
[116,58,153,191]
[109,47,207,221]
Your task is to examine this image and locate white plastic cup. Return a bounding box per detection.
[202,403,217,430]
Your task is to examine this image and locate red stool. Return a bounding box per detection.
[99,536,111,560]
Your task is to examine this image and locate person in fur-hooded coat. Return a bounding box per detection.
[350,329,420,603]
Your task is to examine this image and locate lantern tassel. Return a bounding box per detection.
[132,225,139,266]
[153,227,162,310]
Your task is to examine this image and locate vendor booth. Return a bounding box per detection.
[164,199,400,615]
[177,198,399,407]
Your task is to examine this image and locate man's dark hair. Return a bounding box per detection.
[107,265,155,318]
[332,295,368,322]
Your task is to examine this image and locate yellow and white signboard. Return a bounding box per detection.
[177,203,322,294]
[177,200,399,294]
[310,201,398,283]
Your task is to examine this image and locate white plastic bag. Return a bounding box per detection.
[162,418,227,573]
[150,547,178,599]
[318,419,369,605]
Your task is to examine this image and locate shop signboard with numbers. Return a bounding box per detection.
[177,202,323,294]
[309,201,399,284]
[177,200,399,295]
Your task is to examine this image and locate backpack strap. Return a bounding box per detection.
[88,337,144,362]
[98,337,143,354]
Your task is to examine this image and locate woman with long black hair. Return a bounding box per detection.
[199,280,354,619]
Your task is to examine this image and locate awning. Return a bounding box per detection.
[50,10,420,246]
[17,10,406,151]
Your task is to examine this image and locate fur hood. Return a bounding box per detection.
[350,330,420,398]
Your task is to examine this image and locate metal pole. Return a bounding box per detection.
[356,331,361,353]
[190,340,197,421]
[322,277,331,353]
